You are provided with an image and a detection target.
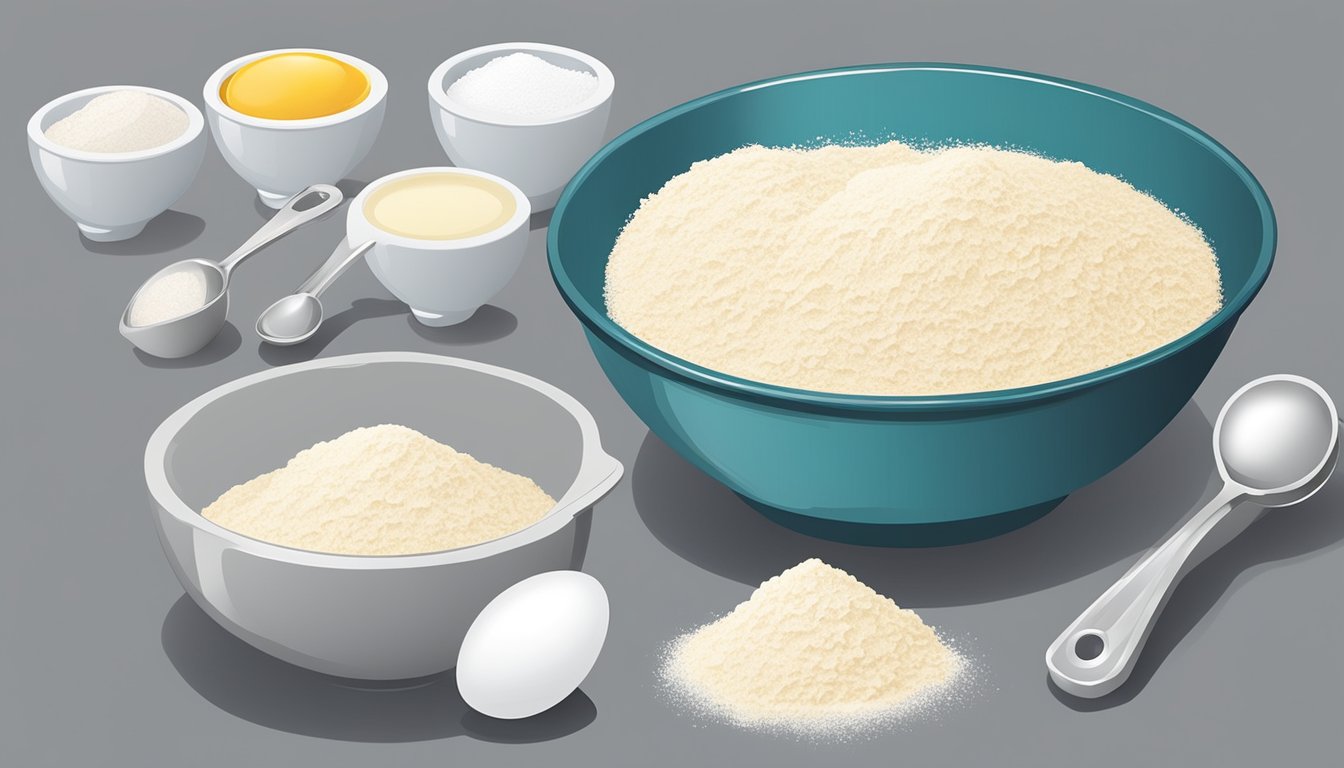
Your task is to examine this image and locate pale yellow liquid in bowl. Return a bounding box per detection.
[364,173,517,240]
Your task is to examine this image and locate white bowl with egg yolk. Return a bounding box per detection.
[203,48,386,208]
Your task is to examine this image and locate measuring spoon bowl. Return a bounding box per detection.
[257,293,323,345]
[256,238,375,346]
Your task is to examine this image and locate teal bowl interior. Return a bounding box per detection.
[549,63,1275,546]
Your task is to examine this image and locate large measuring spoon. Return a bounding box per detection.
[256,238,376,346]
[1047,374,1339,699]
[119,184,343,359]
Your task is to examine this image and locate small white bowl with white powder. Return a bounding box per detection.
[27,85,205,241]
[428,43,614,209]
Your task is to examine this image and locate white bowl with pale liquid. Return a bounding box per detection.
[349,167,531,326]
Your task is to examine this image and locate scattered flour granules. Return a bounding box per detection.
[203,424,555,556]
[606,142,1223,396]
[663,558,964,735]
[447,52,598,119]
[127,266,210,326]
[45,90,188,153]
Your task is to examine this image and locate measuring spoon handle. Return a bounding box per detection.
[219,184,344,275]
[1046,483,1249,698]
[298,239,376,297]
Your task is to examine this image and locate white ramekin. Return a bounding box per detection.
[28,85,206,242]
[428,42,615,210]
[349,167,532,326]
[203,48,387,208]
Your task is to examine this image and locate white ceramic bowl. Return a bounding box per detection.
[27,86,206,242]
[146,352,623,680]
[349,167,532,326]
[428,42,615,210]
[203,48,387,208]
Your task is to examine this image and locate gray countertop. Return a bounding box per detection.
[5,0,1341,765]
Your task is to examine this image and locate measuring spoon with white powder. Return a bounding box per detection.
[120,184,342,359]
[1047,374,1339,698]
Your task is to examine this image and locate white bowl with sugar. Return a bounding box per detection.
[428,43,614,210]
[27,85,206,242]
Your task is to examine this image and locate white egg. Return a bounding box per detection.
[456,570,609,719]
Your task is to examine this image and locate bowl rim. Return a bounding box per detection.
[144,352,623,569]
[548,62,1277,414]
[349,166,532,250]
[428,41,615,127]
[202,48,388,130]
[27,85,206,163]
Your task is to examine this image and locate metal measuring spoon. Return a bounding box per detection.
[1047,374,1339,698]
[256,238,376,346]
[119,185,343,359]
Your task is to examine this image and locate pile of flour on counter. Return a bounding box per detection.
[663,559,965,736]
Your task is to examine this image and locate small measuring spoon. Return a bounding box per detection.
[1047,374,1339,699]
[120,184,343,359]
[256,238,376,346]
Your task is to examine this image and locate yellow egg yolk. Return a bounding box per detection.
[221,52,370,120]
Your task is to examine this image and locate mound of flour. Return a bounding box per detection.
[203,425,555,556]
[663,559,964,735]
[605,142,1222,396]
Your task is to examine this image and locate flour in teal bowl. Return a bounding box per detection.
[604,141,1222,396]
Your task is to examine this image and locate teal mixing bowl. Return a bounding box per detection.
[548,63,1275,546]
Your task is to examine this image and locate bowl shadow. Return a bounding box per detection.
[160,595,596,743]
[132,322,241,368]
[406,305,517,346]
[633,402,1227,608]
[81,210,204,255]
[530,208,554,230]
[257,298,405,365]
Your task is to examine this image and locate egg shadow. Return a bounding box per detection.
[460,690,598,743]
[257,298,406,365]
[80,210,204,255]
[633,402,1232,608]
[406,305,517,346]
[131,322,241,368]
[1048,445,1344,709]
[161,595,596,743]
